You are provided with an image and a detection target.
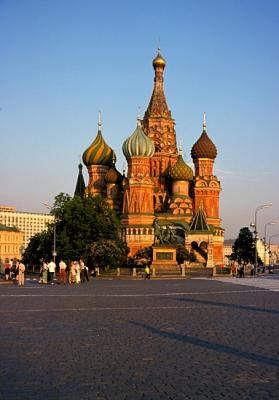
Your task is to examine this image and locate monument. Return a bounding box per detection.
[151,218,180,274]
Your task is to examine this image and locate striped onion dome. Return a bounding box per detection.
[191,113,217,160]
[122,117,155,159]
[168,154,193,181]
[105,164,122,184]
[82,119,115,167]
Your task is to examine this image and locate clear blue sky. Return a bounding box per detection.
[1,0,279,242]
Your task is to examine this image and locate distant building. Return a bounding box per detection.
[0,206,54,250]
[256,239,266,265]
[269,243,279,264]
[223,239,235,265]
[0,224,24,261]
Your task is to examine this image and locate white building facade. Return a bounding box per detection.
[0,206,54,250]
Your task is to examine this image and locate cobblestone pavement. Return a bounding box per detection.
[0,278,278,400]
[211,274,279,292]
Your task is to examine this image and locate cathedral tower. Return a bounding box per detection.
[82,114,115,197]
[191,113,221,226]
[121,117,155,255]
[104,156,123,213]
[167,148,194,220]
[191,113,223,264]
[142,49,178,210]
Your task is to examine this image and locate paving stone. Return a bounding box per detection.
[0,278,278,399]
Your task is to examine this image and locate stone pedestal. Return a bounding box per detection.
[151,245,180,273]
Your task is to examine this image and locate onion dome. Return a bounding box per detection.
[82,114,115,167]
[122,117,155,159]
[191,113,217,160]
[152,48,166,69]
[168,154,193,181]
[105,163,122,184]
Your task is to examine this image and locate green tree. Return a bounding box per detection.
[23,193,128,268]
[176,245,196,265]
[23,231,53,267]
[134,247,153,266]
[87,239,129,270]
[231,227,255,265]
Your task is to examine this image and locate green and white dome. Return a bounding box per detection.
[122,117,155,159]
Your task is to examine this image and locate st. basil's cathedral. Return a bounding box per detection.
[76,50,224,267]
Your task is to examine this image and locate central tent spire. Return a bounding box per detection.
[142,49,177,158]
[144,48,170,119]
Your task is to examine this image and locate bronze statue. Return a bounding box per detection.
[153,218,175,244]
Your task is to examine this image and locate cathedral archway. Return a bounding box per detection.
[191,241,208,264]
[191,241,199,251]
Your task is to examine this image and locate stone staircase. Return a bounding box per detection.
[185,264,213,278]
[193,250,207,264]
[152,263,213,278]
[154,265,182,276]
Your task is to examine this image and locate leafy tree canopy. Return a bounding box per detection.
[133,247,153,266]
[87,239,129,270]
[231,227,255,265]
[23,193,128,268]
[23,231,53,267]
[176,245,196,264]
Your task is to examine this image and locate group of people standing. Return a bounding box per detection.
[2,258,26,286]
[40,259,93,285]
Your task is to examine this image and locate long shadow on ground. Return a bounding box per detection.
[175,296,279,315]
[130,320,279,368]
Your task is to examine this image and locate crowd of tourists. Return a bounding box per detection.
[1,258,26,286]
[0,257,97,286]
[39,259,96,285]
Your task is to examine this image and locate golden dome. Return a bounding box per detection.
[168,155,193,181]
[152,48,166,69]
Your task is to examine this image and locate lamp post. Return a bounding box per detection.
[43,203,56,264]
[254,203,272,276]
[264,221,279,270]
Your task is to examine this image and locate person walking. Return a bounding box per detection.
[80,260,89,283]
[39,262,44,283]
[48,260,56,284]
[75,261,81,284]
[11,259,17,280]
[231,262,237,277]
[18,261,25,286]
[15,259,19,283]
[59,259,67,285]
[42,261,48,284]
[144,265,151,280]
[69,261,76,284]
[4,258,11,281]
[238,264,245,278]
